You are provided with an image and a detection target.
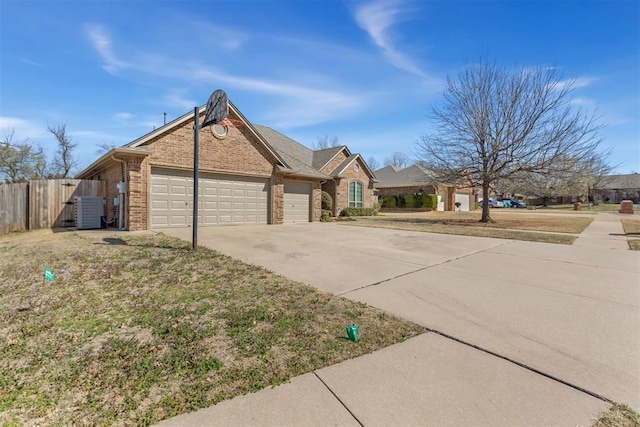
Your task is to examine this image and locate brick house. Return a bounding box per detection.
[594,173,640,204]
[374,164,474,211]
[75,100,376,230]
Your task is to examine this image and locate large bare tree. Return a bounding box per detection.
[48,124,78,178]
[0,129,46,183]
[415,61,605,222]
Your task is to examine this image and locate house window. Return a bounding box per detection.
[348,181,363,207]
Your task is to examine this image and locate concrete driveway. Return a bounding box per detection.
[162,222,640,413]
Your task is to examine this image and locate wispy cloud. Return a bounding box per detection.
[160,90,198,111]
[113,112,134,121]
[353,0,425,77]
[17,57,42,67]
[82,24,374,127]
[0,116,49,139]
[85,24,130,75]
[190,67,367,127]
[555,76,598,92]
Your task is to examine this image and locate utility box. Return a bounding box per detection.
[75,196,105,229]
[619,200,634,214]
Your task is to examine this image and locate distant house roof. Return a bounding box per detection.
[374,164,439,188]
[598,173,640,189]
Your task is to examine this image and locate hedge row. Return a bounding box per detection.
[340,207,377,217]
[380,193,438,209]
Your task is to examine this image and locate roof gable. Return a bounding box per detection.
[330,154,377,180]
[312,146,350,171]
[252,125,329,179]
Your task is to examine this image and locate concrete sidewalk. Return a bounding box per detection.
[157,333,608,427]
[155,216,639,426]
[573,212,631,250]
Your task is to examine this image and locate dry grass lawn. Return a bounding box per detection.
[621,219,640,250]
[592,403,640,427]
[0,230,424,426]
[348,210,593,244]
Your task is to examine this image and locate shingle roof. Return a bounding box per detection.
[374,164,439,188]
[252,125,329,179]
[598,173,640,189]
[312,146,345,170]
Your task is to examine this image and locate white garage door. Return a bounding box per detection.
[150,168,269,228]
[284,181,311,223]
[455,193,470,211]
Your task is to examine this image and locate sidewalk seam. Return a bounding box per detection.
[338,240,513,297]
[313,372,364,427]
[425,329,614,405]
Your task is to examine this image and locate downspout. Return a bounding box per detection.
[111,155,127,230]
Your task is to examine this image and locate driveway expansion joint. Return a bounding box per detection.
[424,328,614,405]
[338,240,513,297]
[313,371,364,427]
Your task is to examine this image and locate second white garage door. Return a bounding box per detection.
[150,168,269,228]
[283,181,311,223]
[454,193,470,211]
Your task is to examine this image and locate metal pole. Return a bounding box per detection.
[192,107,199,250]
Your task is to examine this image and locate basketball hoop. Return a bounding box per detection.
[202,89,229,127]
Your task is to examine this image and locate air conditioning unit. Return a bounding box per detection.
[75,196,105,230]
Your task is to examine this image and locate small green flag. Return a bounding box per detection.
[44,266,55,281]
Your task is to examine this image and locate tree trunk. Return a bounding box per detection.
[480,183,492,222]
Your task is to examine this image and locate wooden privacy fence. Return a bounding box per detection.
[0,182,28,234]
[0,179,106,234]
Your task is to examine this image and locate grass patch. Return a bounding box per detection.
[592,403,640,427]
[621,219,640,251]
[0,230,424,426]
[345,211,592,244]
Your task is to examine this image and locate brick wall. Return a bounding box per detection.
[320,150,348,175]
[272,174,284,224]
[334,157,375,212]
[321,179,337,216]
[146,112,276,177]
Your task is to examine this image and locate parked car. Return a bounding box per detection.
[502,198,527,208]
[478,198,503,208]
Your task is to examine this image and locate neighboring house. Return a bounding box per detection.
[313,146,377,216]
[594,173,640,204]
[374,164,474,211]
[76,100,376,231]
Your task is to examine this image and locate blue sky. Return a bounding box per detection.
[1,0,638,174]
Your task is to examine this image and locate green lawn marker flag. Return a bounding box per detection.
[44,266,55,281]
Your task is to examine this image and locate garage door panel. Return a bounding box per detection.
[284,181,311,223]
[170,200,187,210]
[152,200,169,210]
[150,169,269,228]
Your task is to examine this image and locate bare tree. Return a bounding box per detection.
[0,129,46,182]
[95,141,118,155]
[384,151,409,168]
[415,61,605,222]
[366,156,381,171]
[313,134,340,150]
[48,124,78,178]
